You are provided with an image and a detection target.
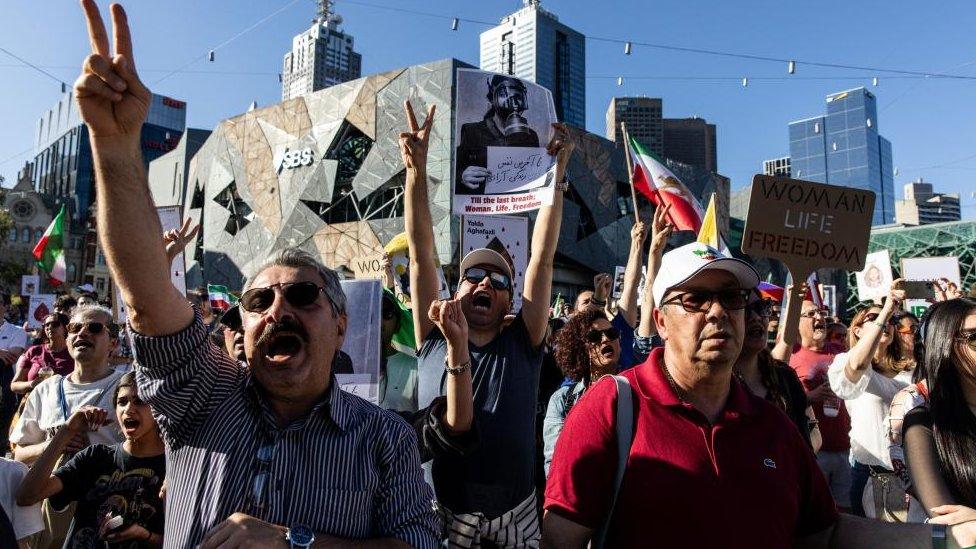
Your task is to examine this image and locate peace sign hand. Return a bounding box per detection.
[164,218,201,263]
[74,0,150,140]
[399,100,436,172]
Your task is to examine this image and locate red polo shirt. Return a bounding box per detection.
[544,348,838,548]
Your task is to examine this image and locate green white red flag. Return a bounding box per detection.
[628,136,704,233]
[32,204,67,286]
[207,284,238,311]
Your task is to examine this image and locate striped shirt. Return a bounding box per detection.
[131,312,439,548]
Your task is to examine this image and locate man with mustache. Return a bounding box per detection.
[789,297,853,512]
[71,2,438,547]
[542,243,976,547]
[404,93,574,543]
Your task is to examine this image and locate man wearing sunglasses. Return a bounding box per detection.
[404,92,575,542]
[73,2,438,547]
[11,304,125,466]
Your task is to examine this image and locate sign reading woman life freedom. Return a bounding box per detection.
[742,174,875,345]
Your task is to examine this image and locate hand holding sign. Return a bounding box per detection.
[742,175,875,347]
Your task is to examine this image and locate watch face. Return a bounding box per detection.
[289,525,315,545]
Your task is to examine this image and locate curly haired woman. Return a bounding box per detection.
[542,308,621,476]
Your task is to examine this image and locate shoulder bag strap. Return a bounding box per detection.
[592,375,635,549]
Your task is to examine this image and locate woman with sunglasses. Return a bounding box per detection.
[17,372,165,547]
[10,313,74,396]
[734,292,821,450]
[542,308,621,476]
[827,281,914,517]
[901,298,976,536]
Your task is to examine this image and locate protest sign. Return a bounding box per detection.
[901,256,961,317]
[21,275,39,296]
[453,68,558,215]
[157,205,188,296]
[612,266,626,300]
[855,250,894,301]
[336,279,382,404]
[351,255,387,280]
[461,215,528,311]
[27,294,56,329]
[742,175,875,346]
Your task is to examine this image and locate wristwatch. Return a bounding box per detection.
[285,525,315,548]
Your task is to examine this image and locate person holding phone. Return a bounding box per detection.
[17,372,165,547]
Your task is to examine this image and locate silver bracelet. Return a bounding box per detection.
[445,359,470,376]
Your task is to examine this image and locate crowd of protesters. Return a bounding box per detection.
[3,1,976,547]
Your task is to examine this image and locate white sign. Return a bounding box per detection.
[855,250,893,301]
[453,68,558,215]
[157,206,188,296]
[27,294,56,329]
[113,283,128,324]
[336,279,382,404]
[900,256,961,286]
[612,266,626,300]
[21,275,40,296]
[461,215,529,311]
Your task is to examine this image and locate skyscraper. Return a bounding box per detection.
[605,97,663,156]
[663,117,717,173]
[789,87,895,225]
[480,0,586,128]
[281,0,362,101]
[763,156,791,177]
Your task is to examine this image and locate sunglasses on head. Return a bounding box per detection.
[240,282,327,313]
[463,267,512,291]
[586,327,620,344]
[67,321,112,335]
[662,289,751,313]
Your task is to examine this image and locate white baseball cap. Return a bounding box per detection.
[459,248,514,282]
[651,242,760,307]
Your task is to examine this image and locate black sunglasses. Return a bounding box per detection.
[67,321,113,335]
[240,282,327,313]
[746,299,773,318]
[862,313,897,327]
[463,267,512,291]
[586,327,620,344]
[662,289,751,313]
[248,442,276,514]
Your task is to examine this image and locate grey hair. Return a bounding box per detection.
[244,247,347,316]
[71,303,114,323]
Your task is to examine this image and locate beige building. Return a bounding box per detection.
[894,178,961,226]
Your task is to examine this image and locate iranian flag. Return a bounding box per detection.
[32,204,67,286]
[207,284,238,312]
[629,136,705,233]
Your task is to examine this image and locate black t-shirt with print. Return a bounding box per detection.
[51,443,165,548]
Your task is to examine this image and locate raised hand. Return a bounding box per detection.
[886,278,906,309]
[650,203,674,254]
[546,123,575,168]
[428,299,468,347]
[75,0,150,139]
[164,218,201,263]
[593,273,612,302]
[630,220,648,247]
[399,100,436,172]
[65,405,111,434]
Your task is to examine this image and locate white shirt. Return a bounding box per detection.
[828,352,909,467]
[0,458,44,540]
[379,351,418,413]
[10,370,125,448]
[0,321,28,351]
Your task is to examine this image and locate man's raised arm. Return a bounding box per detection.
[400,101,440,347]
[75,0,191,336]
[523,124,574,349]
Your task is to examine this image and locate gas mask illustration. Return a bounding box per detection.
[488,77,531,137]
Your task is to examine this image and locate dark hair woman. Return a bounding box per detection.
[542,308,621,476]
[11,313,73,395]
[903,298,976,535]
[734,292,820,450]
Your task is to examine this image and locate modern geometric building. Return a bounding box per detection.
[30,91,187,230]
[181,58,728,299]
[663,116,717,173]
[789,87,895,226]
[605,97,663,156]
[480,0,586,128]
[281,0,362,101]
[894,178,961,226]
[763,156,791,178]
[147,129,212,209]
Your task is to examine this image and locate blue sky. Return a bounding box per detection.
[2,0,974,218]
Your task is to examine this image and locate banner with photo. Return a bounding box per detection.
[336,279,382,404]
[461,215,528,311]
[453,68,558,215]
[855,250,893,301]
[157,205,188,296]
[27,294,56,329]
[21,274,40,296]
[901,256,961,317]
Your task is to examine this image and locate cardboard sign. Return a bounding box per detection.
[157,206,188,296]
[742,175,875,345]
[21,275,40,296]
[855,250,894,301]
[612,266,626,300]
[351,255,387,280]
[453,68,558,215]
[461,215,529,311]
[27,294,56,329]
[336,279,382,404]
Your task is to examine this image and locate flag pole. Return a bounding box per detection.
[620,122,640,223]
